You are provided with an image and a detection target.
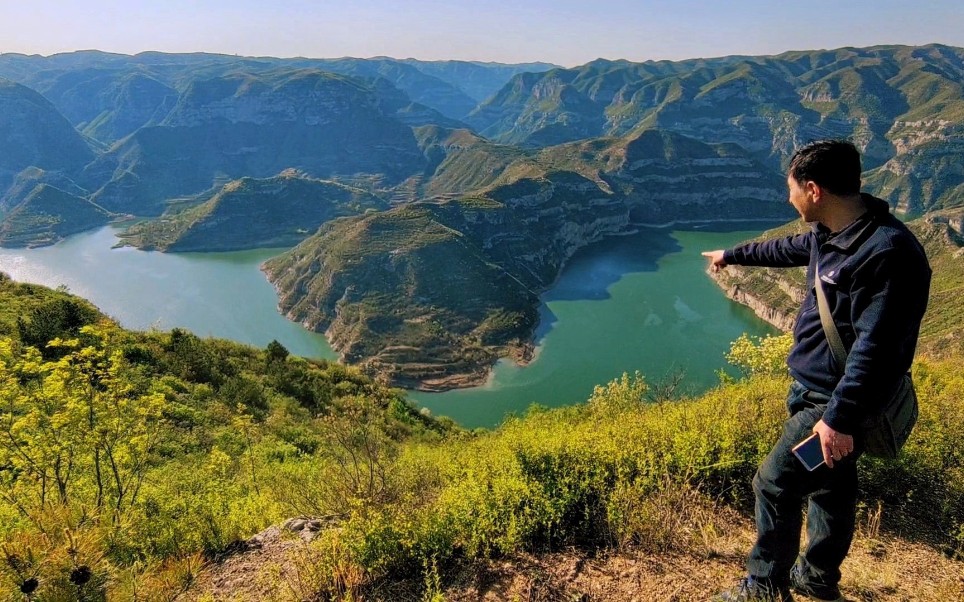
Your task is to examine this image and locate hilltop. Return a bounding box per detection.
[117,171,388,251]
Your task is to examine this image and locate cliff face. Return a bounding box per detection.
[711,265,801,332]
[863,132,964,214]
[604,130,791,223]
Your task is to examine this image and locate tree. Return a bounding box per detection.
[266,340,289,365]
[0,323,166,524]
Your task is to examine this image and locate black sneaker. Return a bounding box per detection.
[713,576,794,601]
[789,565,844,601]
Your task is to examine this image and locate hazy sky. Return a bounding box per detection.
[2,0,962,67]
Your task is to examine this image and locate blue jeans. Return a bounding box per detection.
[748,381,863,588]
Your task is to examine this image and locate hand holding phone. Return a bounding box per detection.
[792,433,826,471]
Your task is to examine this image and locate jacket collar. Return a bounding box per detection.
[815,193,891,252]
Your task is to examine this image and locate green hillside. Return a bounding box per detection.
[0,273,960,601]
[0,79,95,193]
[263,200,541,390]
[117,172,389,251]
[0,273,449,599]
[0,184,112,247]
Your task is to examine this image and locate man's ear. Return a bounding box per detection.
[805,180,823,202]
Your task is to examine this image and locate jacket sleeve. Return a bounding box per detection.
[821,248,932,434]
[723,233,812,267]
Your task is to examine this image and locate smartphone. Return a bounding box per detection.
[792,433,826,471]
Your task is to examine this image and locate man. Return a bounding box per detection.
[703,140,931,602]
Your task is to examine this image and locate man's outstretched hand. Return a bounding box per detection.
[702,250,727,273]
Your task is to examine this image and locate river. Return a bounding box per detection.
[0,224,777,428]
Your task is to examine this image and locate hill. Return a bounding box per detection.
[117,171,389,251]
[0,79,95,193]
[0,272,450,600]
[264,130,795,389]
[0,183,112,247]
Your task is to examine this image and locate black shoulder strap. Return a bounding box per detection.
[814,261,849,371]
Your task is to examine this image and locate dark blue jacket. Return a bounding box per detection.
[723,194,931,435]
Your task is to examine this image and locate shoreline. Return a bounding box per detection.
[389,217,787,394]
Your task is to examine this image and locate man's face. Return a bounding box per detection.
[787,175,813,221]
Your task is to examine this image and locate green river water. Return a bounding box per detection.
[0,224,777,428]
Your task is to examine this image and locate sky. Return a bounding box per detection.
[1,0,963,67]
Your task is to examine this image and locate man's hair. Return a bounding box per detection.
[788,139,862,195]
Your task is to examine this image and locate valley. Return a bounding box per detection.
[1,45,962,389]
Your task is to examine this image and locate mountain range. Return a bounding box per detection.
[1,46,962,387]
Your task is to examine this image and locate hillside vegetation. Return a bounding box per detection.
[0,272,962,601]
[0,274,448,600]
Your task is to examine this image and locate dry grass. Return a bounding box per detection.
[179,489,964,602]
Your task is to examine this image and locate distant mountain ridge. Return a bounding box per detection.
[467,44,964,213]
[0,51,558,243]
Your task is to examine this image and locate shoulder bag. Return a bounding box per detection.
[814,265,918,459]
